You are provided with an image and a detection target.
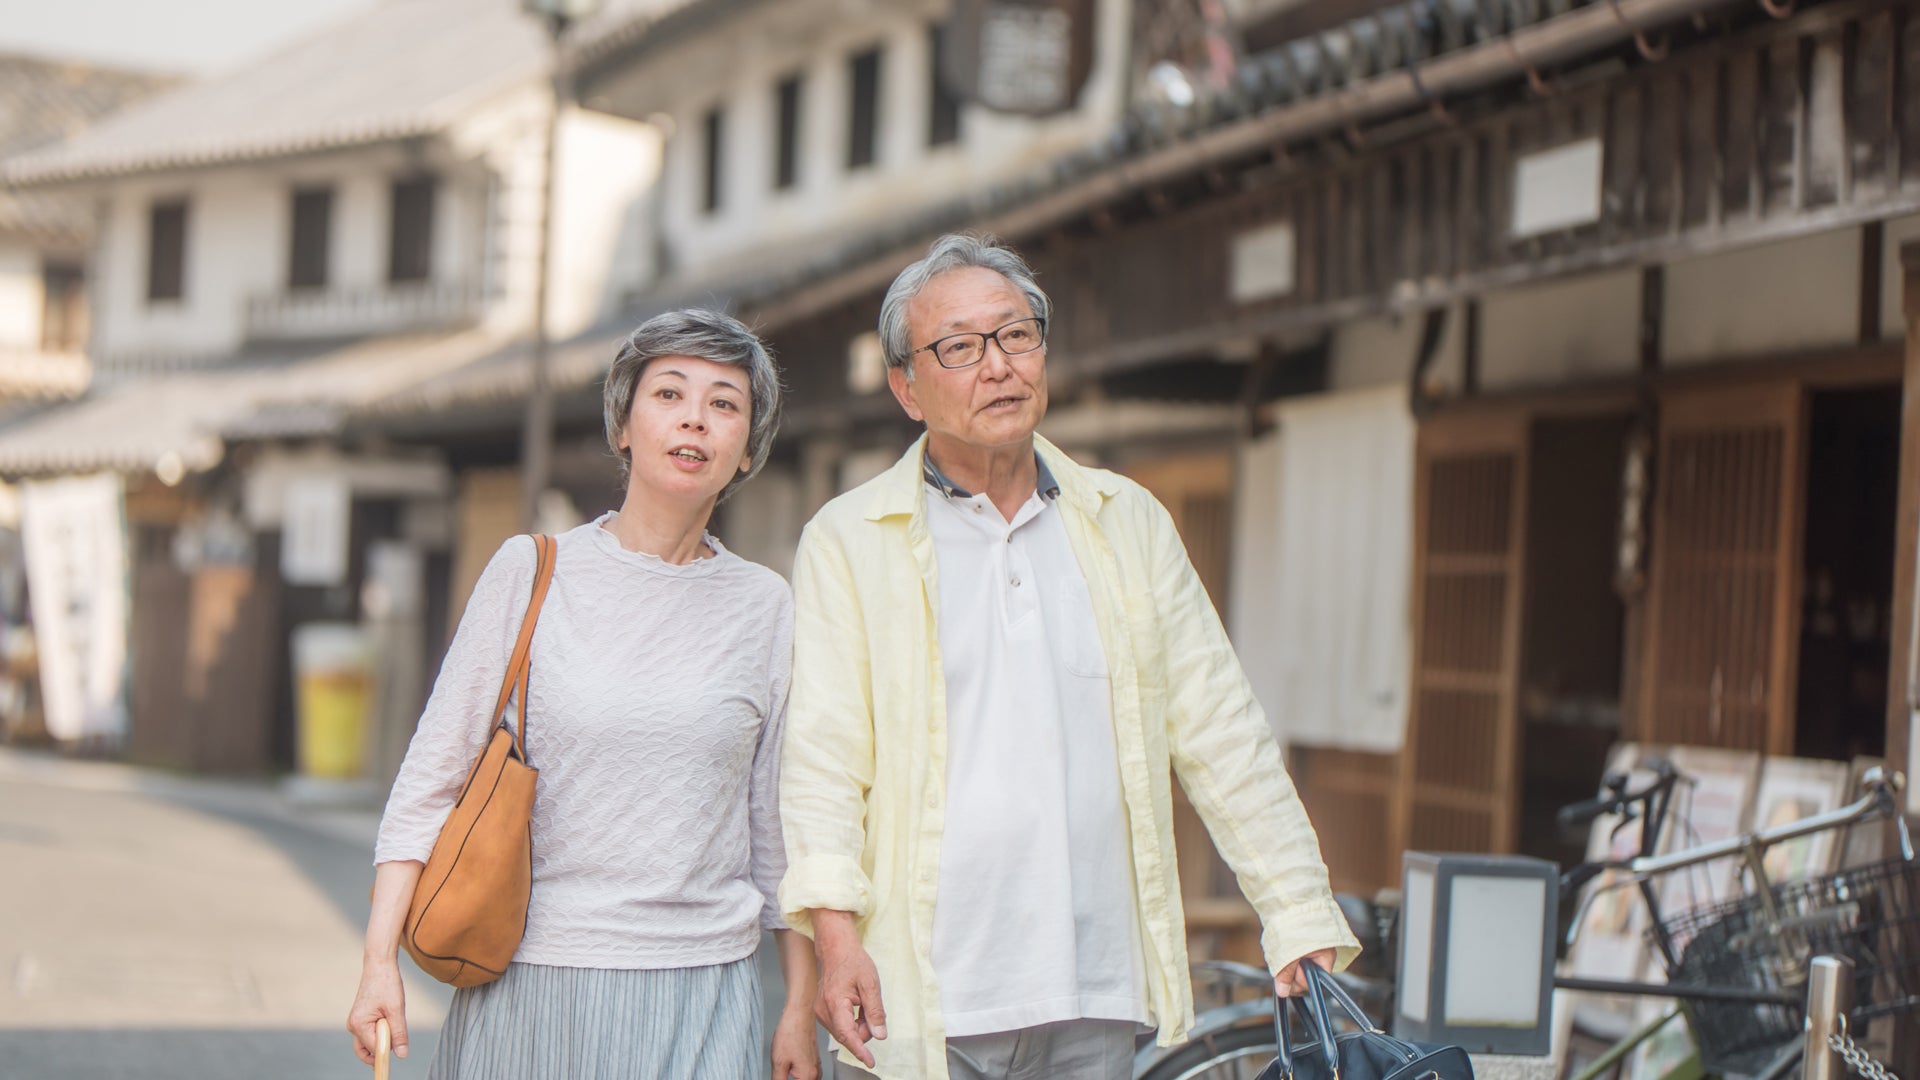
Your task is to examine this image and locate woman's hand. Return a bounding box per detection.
[346,957,408,1065]
[772,928,823,1079]
[772,1001,822,1080]
[351,861,424,1064]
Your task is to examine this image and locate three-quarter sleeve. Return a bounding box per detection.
[373,536,537,865]
[747,583,796,930]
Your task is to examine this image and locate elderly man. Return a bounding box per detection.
[778,234,1357,1080]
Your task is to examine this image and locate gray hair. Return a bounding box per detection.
[879,233,1052,372]
[602,308,783,503]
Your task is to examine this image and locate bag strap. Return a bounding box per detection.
[1274,958,1340,1078]
[485,534,557,763]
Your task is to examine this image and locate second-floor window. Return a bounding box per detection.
[928,23,961,148]
[847,46,882,170]
[289,186,333,290]
[147,199,187,303]
[774,75,803,191]
[41,261,85,352]
[389,174,437,283]
[703,105,725,214]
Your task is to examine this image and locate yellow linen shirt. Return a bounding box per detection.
[778,434,1360,1080]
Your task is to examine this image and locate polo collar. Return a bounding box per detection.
[922,452,1060,503]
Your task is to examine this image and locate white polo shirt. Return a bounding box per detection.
[923,456,1149,1038]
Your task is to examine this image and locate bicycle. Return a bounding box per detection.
[1133,763,1917,1080]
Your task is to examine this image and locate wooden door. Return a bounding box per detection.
[1637,384,1806,754]
[1395,411,1530,858]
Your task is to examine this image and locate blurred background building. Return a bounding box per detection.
[2,0,1918,975]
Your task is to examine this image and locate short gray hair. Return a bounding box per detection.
[602,309,783,503]
[879,233,1052,371]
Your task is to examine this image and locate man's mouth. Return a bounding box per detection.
[982,395,1025,411]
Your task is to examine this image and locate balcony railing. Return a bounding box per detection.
[245,280,484,341]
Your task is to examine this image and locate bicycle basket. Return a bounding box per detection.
[1650,855,1920,1076]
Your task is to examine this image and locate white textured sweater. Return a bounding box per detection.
[375,516,793,969]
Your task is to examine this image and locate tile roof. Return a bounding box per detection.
[0,0,682,187]
[0,53,178,238]
[0,330,503,477]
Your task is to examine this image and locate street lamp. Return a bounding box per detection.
[519,0,603,531]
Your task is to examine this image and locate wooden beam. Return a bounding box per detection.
[1891,239,1920,819]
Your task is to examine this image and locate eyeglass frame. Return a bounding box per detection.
[910,317,1049,369]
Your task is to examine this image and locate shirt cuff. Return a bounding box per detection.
[778,854,873,939]
[1260,898,1364,979]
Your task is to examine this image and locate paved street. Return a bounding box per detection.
[0,749,801,1079]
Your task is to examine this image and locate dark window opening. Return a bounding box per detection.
[775,76,802,191]
[41,261,86,351]
[928,24,961,147]
[703,106,726,213]
[388,174,437,283]
[1795,385,1899,763]
[847,47,882,170]
[147,199,187,302]
[288,186,333,290]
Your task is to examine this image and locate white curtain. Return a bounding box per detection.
[1230,386,1414,753]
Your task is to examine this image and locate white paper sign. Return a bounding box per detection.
[281,473,351,586]
[20,474,130,741]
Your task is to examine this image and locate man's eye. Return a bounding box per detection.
[941,340,973,358]
[1003,327,1031,343]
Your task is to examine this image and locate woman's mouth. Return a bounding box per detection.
[669,447,708,465]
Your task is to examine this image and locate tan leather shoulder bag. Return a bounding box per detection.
[402,533,555,988]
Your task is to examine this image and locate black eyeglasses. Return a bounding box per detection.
[913,317,1047,369]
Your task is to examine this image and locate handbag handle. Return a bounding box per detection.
[485,535,557,764]
[1273,957,1340,1079]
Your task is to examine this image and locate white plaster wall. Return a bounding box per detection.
[639,0,1132,280]
[92,173,278,362]
[1663,229,1860,366]
[0,245,42,350]
[1883,214,1920,341]
[1329,301,1468,393]
[1480,270,1639,390]
[547,108,659,338]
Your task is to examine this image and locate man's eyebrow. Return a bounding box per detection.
[942,309,1022,332]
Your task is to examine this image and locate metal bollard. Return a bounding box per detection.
[1803,954,1855,1080]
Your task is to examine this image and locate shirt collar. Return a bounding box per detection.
[923,452,1060,503]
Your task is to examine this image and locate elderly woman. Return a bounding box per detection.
[347,310,819,1080]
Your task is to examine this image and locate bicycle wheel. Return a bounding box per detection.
[1135,1024,1275,1080]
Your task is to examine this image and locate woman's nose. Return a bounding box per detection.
[680,414,706,432]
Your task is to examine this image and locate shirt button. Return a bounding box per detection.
[926,792,939,809]
[1011,576,1021,587]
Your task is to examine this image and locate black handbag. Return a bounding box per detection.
[1255,960,1475,1080]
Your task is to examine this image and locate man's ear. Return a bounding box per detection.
[887,364,923,422]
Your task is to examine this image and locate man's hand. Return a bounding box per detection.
[1274,948,1338,998]
[811,909,887,1069]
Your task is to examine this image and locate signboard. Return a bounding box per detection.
[281,473,351,587]
[20,474,130,742]
[943,0,1097,118]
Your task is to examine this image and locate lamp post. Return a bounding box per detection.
[519,0,602,531]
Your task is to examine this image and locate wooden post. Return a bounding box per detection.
[1891,240,1920,816]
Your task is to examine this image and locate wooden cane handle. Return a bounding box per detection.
[374,1017,391,1080]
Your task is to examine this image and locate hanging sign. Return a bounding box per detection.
[942,0,1097,118]
[20,474,130,742]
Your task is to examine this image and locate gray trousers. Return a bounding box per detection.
[834,1019,1137,1080]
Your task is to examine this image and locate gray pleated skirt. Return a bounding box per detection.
[427,956,764,1080]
